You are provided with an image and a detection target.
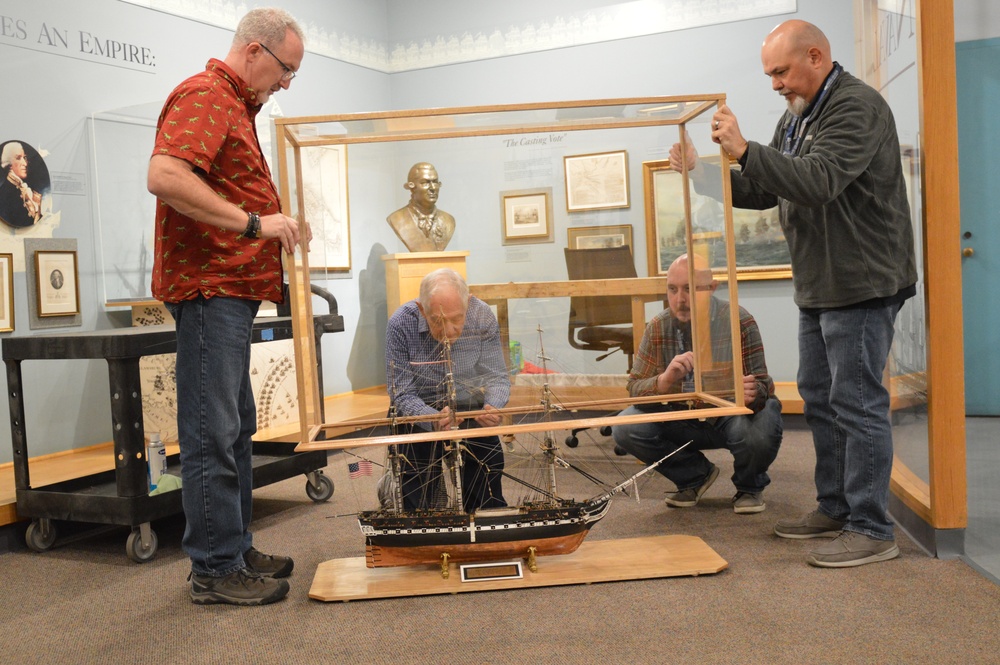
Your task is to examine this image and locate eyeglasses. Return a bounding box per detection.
[259,43,296,81]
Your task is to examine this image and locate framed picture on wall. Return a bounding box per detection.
[642,158,791,279]
[0,253,12,332]
[301,145,351,271]
[34,250,80,317]
[500,187,554,245]
[563,150,630,212]
[567,224,633,252]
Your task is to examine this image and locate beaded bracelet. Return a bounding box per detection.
[241,211,261,239]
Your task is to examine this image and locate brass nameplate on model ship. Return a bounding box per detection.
[459,561,523,582]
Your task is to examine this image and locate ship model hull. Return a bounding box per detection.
[360,498,612,568]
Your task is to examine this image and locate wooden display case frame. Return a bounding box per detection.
[273,96,747,443]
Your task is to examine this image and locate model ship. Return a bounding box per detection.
[359,385,670,570]
[297,330,718,573]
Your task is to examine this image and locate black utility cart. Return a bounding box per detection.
[3,287,343,562]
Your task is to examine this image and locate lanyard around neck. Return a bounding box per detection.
[781,62,843,156]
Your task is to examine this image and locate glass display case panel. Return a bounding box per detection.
[282,98,718,146]
[856,1,930,491]
[276,96,747,428]
[88,102,162,304]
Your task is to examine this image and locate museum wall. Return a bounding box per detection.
[0,0,991,463]
[382,0,852,388]
[954,2,1000,42]
[0,0,393,461]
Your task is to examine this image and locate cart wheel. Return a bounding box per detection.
[25,520,57,552]
[306,472,334,502]
[126,528,159,563]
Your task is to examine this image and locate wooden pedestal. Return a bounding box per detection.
[308,534,727,602]
[383,251,469,317]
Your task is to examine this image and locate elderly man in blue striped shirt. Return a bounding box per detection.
[385,268,511,512]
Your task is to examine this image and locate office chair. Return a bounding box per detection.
[563,245,637,451]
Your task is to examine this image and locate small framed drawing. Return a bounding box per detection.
[563,150,630,212]
[35,250,80,317]
[500,187,554,245]
[567,224,633,252]
[642,158,790,279]
[0,253,13,332]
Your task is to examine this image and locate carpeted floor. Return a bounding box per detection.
[1,417,998,665]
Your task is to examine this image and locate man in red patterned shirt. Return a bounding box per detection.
[147,7,305,606]
[612,254,783,515]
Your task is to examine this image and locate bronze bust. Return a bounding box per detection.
[386,162,455,251]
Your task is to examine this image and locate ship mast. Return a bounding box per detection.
[440,338,465,512]
[535,327,560,502]
[385,361,405,512]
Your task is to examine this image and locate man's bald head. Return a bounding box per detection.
[761,20,834,116]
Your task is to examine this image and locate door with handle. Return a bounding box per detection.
[957,38,1000,415]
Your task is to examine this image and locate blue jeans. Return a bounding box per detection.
[396,420,507,513]
[612,397,783,493]
[797,303,901,541]
[166,296,260,576]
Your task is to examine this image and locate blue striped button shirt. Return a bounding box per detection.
[386,296,510,426]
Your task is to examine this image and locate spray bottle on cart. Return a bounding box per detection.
[147,432,167,491]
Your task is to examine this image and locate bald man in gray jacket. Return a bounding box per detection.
[672,19,916,569]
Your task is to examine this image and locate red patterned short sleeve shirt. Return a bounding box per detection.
[150,59,284,304]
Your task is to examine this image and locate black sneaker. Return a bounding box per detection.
[244,547,294,578]
[189,568,289,606]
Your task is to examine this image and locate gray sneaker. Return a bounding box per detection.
[806,531,900,568]
[244,547,294,578]
[773,509,846,539]
[664,464,719,508]
[190,568,290,606]
[732,491,766,514]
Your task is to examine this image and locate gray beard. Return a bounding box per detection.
[787,96,808,117]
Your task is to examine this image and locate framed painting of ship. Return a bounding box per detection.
[642,158,791,280]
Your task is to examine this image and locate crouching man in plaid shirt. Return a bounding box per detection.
[612,254,783,514]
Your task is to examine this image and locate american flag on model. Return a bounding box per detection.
[348,460,373,479]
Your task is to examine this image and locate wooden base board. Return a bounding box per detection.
[309,534,727,602]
